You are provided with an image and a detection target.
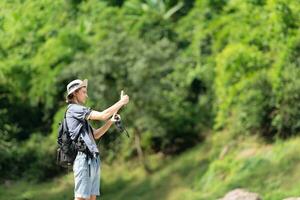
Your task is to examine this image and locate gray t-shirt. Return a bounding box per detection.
[66,103,99,154]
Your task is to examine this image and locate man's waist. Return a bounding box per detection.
[77,136,98,150]
[78,150,99,157]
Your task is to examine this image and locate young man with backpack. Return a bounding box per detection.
[62,79,129,200]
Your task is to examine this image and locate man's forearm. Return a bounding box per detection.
[89,101,124,121]
[94,120,114,139]
[101,100,124,119]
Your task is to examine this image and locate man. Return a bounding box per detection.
[65,79,129,200]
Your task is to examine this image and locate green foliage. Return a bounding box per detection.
[271,34,300,137]
[230,73,273,136]
[2,0,300,183]
[186,0,300,138]
[214,44,270,133]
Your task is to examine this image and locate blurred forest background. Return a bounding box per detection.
[1,0,300,199]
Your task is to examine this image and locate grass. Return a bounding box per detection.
[2,132,300,200]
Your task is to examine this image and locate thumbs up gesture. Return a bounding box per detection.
[120,90,129,105]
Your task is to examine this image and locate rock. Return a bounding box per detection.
[218,188,262,200]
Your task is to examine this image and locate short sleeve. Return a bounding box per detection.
[68,104,92,121]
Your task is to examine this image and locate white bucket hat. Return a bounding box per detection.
[66,79,88,98]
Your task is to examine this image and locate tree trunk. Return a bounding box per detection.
[134,127,152,174]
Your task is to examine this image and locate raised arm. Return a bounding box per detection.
[93,120,113,139]
[88,92,129,121]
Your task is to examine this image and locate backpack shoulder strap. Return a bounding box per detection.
[64,105,71,132]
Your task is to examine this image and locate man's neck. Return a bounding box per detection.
[73,99,84,105]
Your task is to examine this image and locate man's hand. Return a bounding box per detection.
[120,90,129,105]
[111,113,121,122]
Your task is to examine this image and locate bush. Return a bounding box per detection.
[214,43,268,131]
[228,72,273,137]
[271,35,300,137]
